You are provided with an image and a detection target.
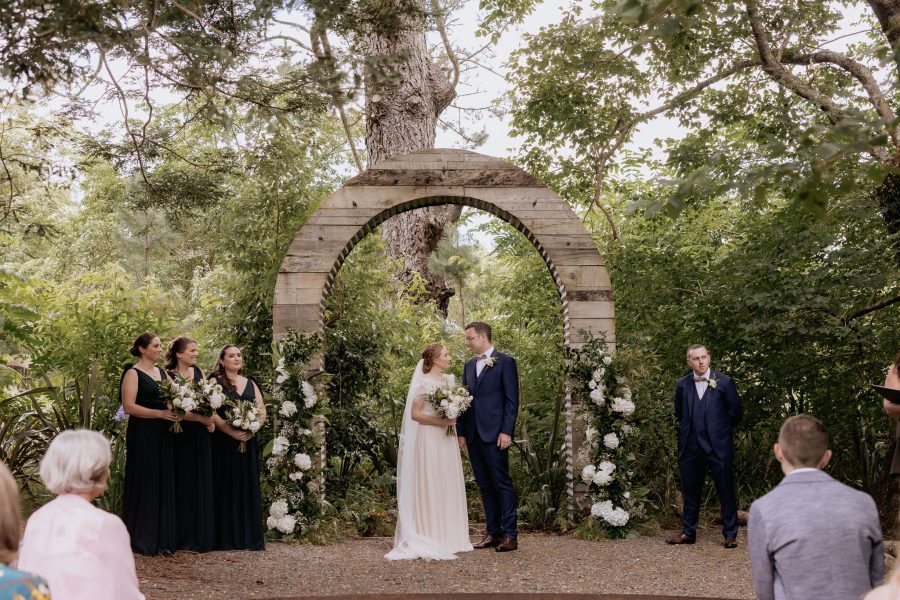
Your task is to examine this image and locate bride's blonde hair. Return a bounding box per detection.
[421,343,445,374]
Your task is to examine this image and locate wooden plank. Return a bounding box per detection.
[345,168,544,188]
[519,220,593,236]
[567,300,616,319]
[567,318,616,343]
[279,254,340,273]
[555,265,610,289]
[273,304,323,332]
[536,234,599,251]
[293,225,365,242]
[542,247,606,265]
[321,186,467,211]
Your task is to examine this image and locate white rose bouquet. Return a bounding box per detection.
[225,399,262,452]
[159,378,198,433]
[425,384,474,436]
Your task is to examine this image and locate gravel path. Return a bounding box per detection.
[135,529,755,599]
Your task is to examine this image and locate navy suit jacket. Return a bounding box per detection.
[674,370,742,461]
[459,351,519,443]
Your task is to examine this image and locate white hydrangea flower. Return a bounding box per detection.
[585,426,597,445]
[266,515,279,530]
[598,460,616,474]
[592,469,613,486]
[590,502,606,518]
[592,368,604,381]
[589,387,605,405]
[602,356,612,366]
[604,507,629,527]
[621,424,635,437]
[289,471,304,481]
[270,499,289,518]
[621,387,632,402]
[581,464,597,484]
[294,453,312,471]
[248,420,261,433]
[272,435,290,457]
[280,400,298,418]
[275,357,289,384]
[301,381,318,408]
[612,397,635,416]
[603,432,620,450]
[276,514,296,534]
[588,379,597,390]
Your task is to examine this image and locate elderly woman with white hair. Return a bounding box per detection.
[18,430,144,600]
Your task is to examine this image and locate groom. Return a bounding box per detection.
[458,321,519,552]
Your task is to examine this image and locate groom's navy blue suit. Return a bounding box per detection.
[674,370,742,539]
[459,350,519,540]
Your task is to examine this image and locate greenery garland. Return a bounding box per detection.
[262,329,327,540]
[565,337,648,539]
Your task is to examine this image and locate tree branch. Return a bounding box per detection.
[430,0,460,92]
[745,0,847,126]
[843,294,900,323]
[782,49,900,147]
[171,1,225,36]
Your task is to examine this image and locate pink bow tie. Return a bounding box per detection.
[477,354,488,360]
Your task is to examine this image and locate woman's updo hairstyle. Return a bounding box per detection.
[164,336,196,371]
[130,332,158,358]
[421,343,444,374]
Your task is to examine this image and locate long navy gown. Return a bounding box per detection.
[210,377,265,550]
[122,366,178,555]
[170,366,215,552]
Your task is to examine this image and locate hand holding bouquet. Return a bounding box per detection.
[160,378,198,433]
[425,385,474,436]
[225,399,261,452]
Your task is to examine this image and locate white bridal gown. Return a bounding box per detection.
[386,363,473,560]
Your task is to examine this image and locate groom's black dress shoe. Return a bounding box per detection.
[473,534,501,549]
[723,535,738,549]
[495,537,518,552]
[666,533,696,545]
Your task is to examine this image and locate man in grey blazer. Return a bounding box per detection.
[748,415,884,600]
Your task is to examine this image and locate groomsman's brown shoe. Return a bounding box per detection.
[495,537,518,552]
[472,534,501,549]
[723,535,738,549]
[666,533,696,545]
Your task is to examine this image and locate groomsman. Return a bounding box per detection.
[668,344,742,548]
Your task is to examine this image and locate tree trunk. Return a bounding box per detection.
[868,0,900,80]
[364,0,461,314]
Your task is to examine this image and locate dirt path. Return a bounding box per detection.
[134,529,755,599]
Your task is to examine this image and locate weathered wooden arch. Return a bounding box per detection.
[273,148,615,503]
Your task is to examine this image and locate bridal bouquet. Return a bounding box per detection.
[425,385,473,436]
[225,399,262,452]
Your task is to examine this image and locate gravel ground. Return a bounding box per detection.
[134,529,755,599]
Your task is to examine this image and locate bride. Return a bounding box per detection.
[386,342,474,560]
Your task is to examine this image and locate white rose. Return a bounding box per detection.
[592,368,604,380]
[289,471,304,481]
[172,398,182,408]
[589,388,605,405]
[603,432,619,450]
[276,371,289,384]
[588,379,597,390]
[280,401,298,418]
[598,460,616,474]
[294,453,312,471]
[592,469,613,486]
[249,421,261,433]
[232,418,241,427]
[270,499,289,518]
[603,356,612,366]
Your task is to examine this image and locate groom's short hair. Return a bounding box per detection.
[779,414,829,468]
[465,321,492,342]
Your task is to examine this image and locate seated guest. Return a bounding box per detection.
[0,460,50,599]
[18,430,144,600]
[748,415,883,600]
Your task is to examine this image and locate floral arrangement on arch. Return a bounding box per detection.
[565,337,648,539]
[262,330,326,539]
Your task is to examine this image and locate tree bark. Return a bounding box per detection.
[363,0,461,314]
[868,0,900,80]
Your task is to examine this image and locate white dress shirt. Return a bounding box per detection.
[475,346,495,377]
[694,368,711,399]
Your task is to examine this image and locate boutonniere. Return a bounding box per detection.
[483,356,498,368]
[708,377,718,389]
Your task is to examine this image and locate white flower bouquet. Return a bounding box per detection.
[225,399,262,452]
[425,384,474,436]
[160,378,197,433]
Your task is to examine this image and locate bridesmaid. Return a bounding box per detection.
[121,332,179,555]
[165,336,216,553]
[209,344,267,550]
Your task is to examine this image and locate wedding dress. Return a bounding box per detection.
[385,360,473,560]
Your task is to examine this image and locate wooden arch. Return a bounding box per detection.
[273,148,615,503]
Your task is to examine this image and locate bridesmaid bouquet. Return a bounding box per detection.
[190,380,227,417]
[160,379,198,433]
[425,385,474,436]
[225,399,261,452]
